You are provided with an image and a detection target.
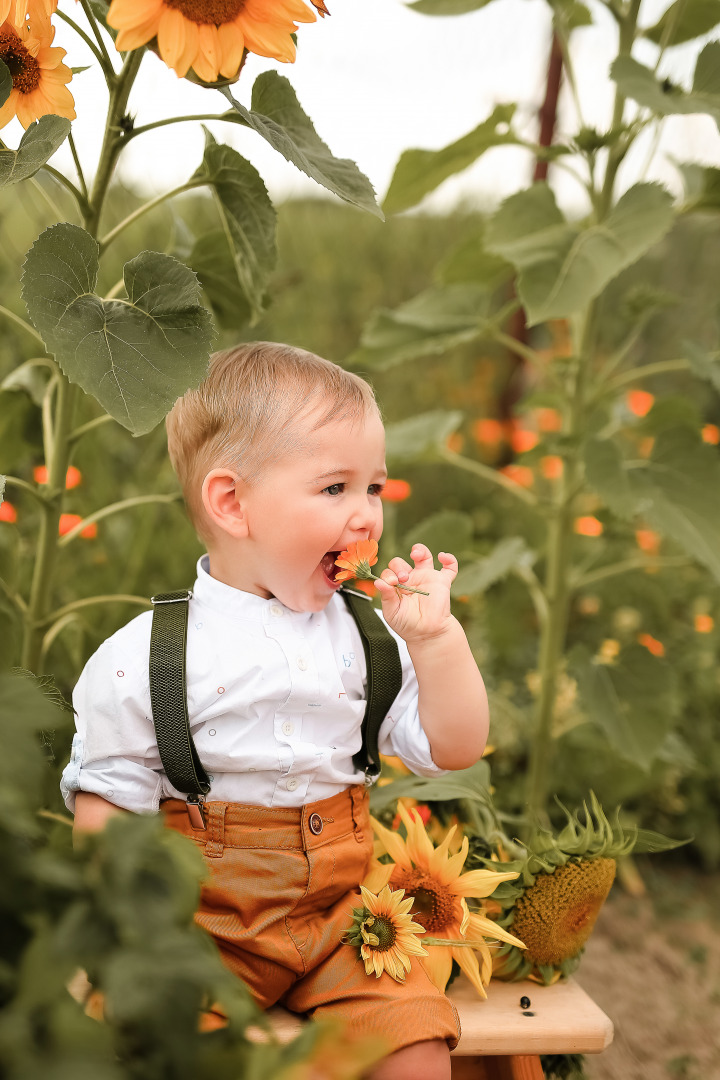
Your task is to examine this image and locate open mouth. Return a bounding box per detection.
[320,550,342,586]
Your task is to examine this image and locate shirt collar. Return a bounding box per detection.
[193,554,316,625]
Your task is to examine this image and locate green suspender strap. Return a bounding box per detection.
[148,586,402,831]
[340,586,402,782]
[149,590,210,829]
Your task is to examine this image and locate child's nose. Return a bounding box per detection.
[348,494,381,535]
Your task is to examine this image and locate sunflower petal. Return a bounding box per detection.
[454,868,520,898]
[452,944,488,998]
[369,815,413,871]
[362,860,394,894]
[466,912,526,949]
[157,7,187,71]
[419,943,453,991]
[217,21,244,78]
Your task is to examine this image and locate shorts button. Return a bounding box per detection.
[286,778,298,791]
[308,813,323,835]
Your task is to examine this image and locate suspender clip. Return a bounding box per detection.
[186,793,207,830]
[151,590,193,605]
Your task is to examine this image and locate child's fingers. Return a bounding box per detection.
[438,552,458,579]
[386,556,413,585]
[410,544,435,569]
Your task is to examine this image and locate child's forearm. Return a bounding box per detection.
[407,617,489,770]
[73,791,128,842]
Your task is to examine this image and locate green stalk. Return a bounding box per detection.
[20,49,145,672]
[523,0,643,826]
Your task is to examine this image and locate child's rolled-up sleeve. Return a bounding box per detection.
[60,617,163,815]
[375,612,449,778]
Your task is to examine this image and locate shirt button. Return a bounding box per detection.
[270,604,283,617]
[296,657,308,671]
[286,778,298,791]
[282,721,294,736]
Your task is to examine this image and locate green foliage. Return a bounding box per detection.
[0,57,10,107]
[221,71,382,217]
[190,132,277,326]
[485,181,674,324]
[611,44,720,121]
[21,224,215,435]
[643,0,720,46]
[453,537,535,596]
[0,117,71,188]
[383,105,518,215]
[408,0,496,13]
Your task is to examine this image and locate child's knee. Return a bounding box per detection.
[367,1038,451,1080]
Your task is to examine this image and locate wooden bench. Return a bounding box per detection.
[263,976,614,1078]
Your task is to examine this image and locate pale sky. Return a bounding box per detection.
[12,0,720,214]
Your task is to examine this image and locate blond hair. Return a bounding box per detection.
[166,341,380,542]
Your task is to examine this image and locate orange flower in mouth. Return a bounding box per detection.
[0,17,75,130]
[107,0,319,82]
[334,539,379,583]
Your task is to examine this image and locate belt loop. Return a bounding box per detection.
[204,803,226,858]
[350,785,367,843]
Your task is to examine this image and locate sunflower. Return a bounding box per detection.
[0,16,75,130]
[345,884,428,984]
[334,539,379,584]
[107,0,319,82]
[475,794,683,985]
[366,804,524,997]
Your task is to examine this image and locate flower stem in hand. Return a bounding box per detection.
[334,540,429,596]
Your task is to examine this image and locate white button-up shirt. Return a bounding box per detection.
[61,555,446,813]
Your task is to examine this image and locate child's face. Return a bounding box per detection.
[223,408,387,612]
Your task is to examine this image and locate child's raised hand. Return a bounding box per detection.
[374,543,457,643]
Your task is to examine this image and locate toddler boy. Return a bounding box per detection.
[62,342,489,1080]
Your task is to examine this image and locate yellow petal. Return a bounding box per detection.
[0,89,20,131]
[362,859,394,894]
[398,802,436,869]
[217,21,244,78]
[107,0,162,30]
[419,944,453,991]
[452,944,488,998]
[115,18,160,51]
[369,816,413,871]
[239,13,296,62]
[157,7,186,71]
[466,912,526,950]
[197,23,219,74]
[175,18,198,77]
[454,868,520,898]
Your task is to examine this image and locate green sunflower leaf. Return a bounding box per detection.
[485,181,674,324]
[0,116,71,188]
[191,132,276,324]
[408,0,497,13]
[383,105,518,215]
[22,223,214,435]
[611,44,720,124]
[0,58,11,108]
[189,229,253,331]
[384,410,464,461]
[348,284,491,370]
[220,72,381,217]
[643,0,720,45]
[678,162,720,211]
[453,537,536,596]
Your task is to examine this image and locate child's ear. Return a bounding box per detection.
[202,469,249,539]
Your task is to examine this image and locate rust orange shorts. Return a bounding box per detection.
[162,786,460,1054]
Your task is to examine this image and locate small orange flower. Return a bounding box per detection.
[537,408,562,432]
[510,428,539,454]
[59,513,97,539]
[34,464,82,489]
[627,390,654,417]
[473,418,505,446]
[637,632,664,657]
[334,540,379,583]
[702,424,720,445]
[499,464,534,488]
[694,614,714,633]
[635,529,660,555]
[381,480,411,503]
[540,455,563,480]
[0,500,17,523]
[574,516,603,537]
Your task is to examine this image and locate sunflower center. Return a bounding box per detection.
[362,914,396,952]
[0,29,41,94]
[390,869,459,933]
[509,857,616,967]
[163,0,246,25]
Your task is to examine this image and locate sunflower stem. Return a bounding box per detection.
[124,114,233,140]
[55,8,115,83]
[20,47,145,672]
[76,0,117,80]
[68,132,89,202]
[0,305,45,346]
[98,179,208,253]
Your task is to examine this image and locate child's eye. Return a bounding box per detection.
[322,483,344,496]
[369,484,385,496]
